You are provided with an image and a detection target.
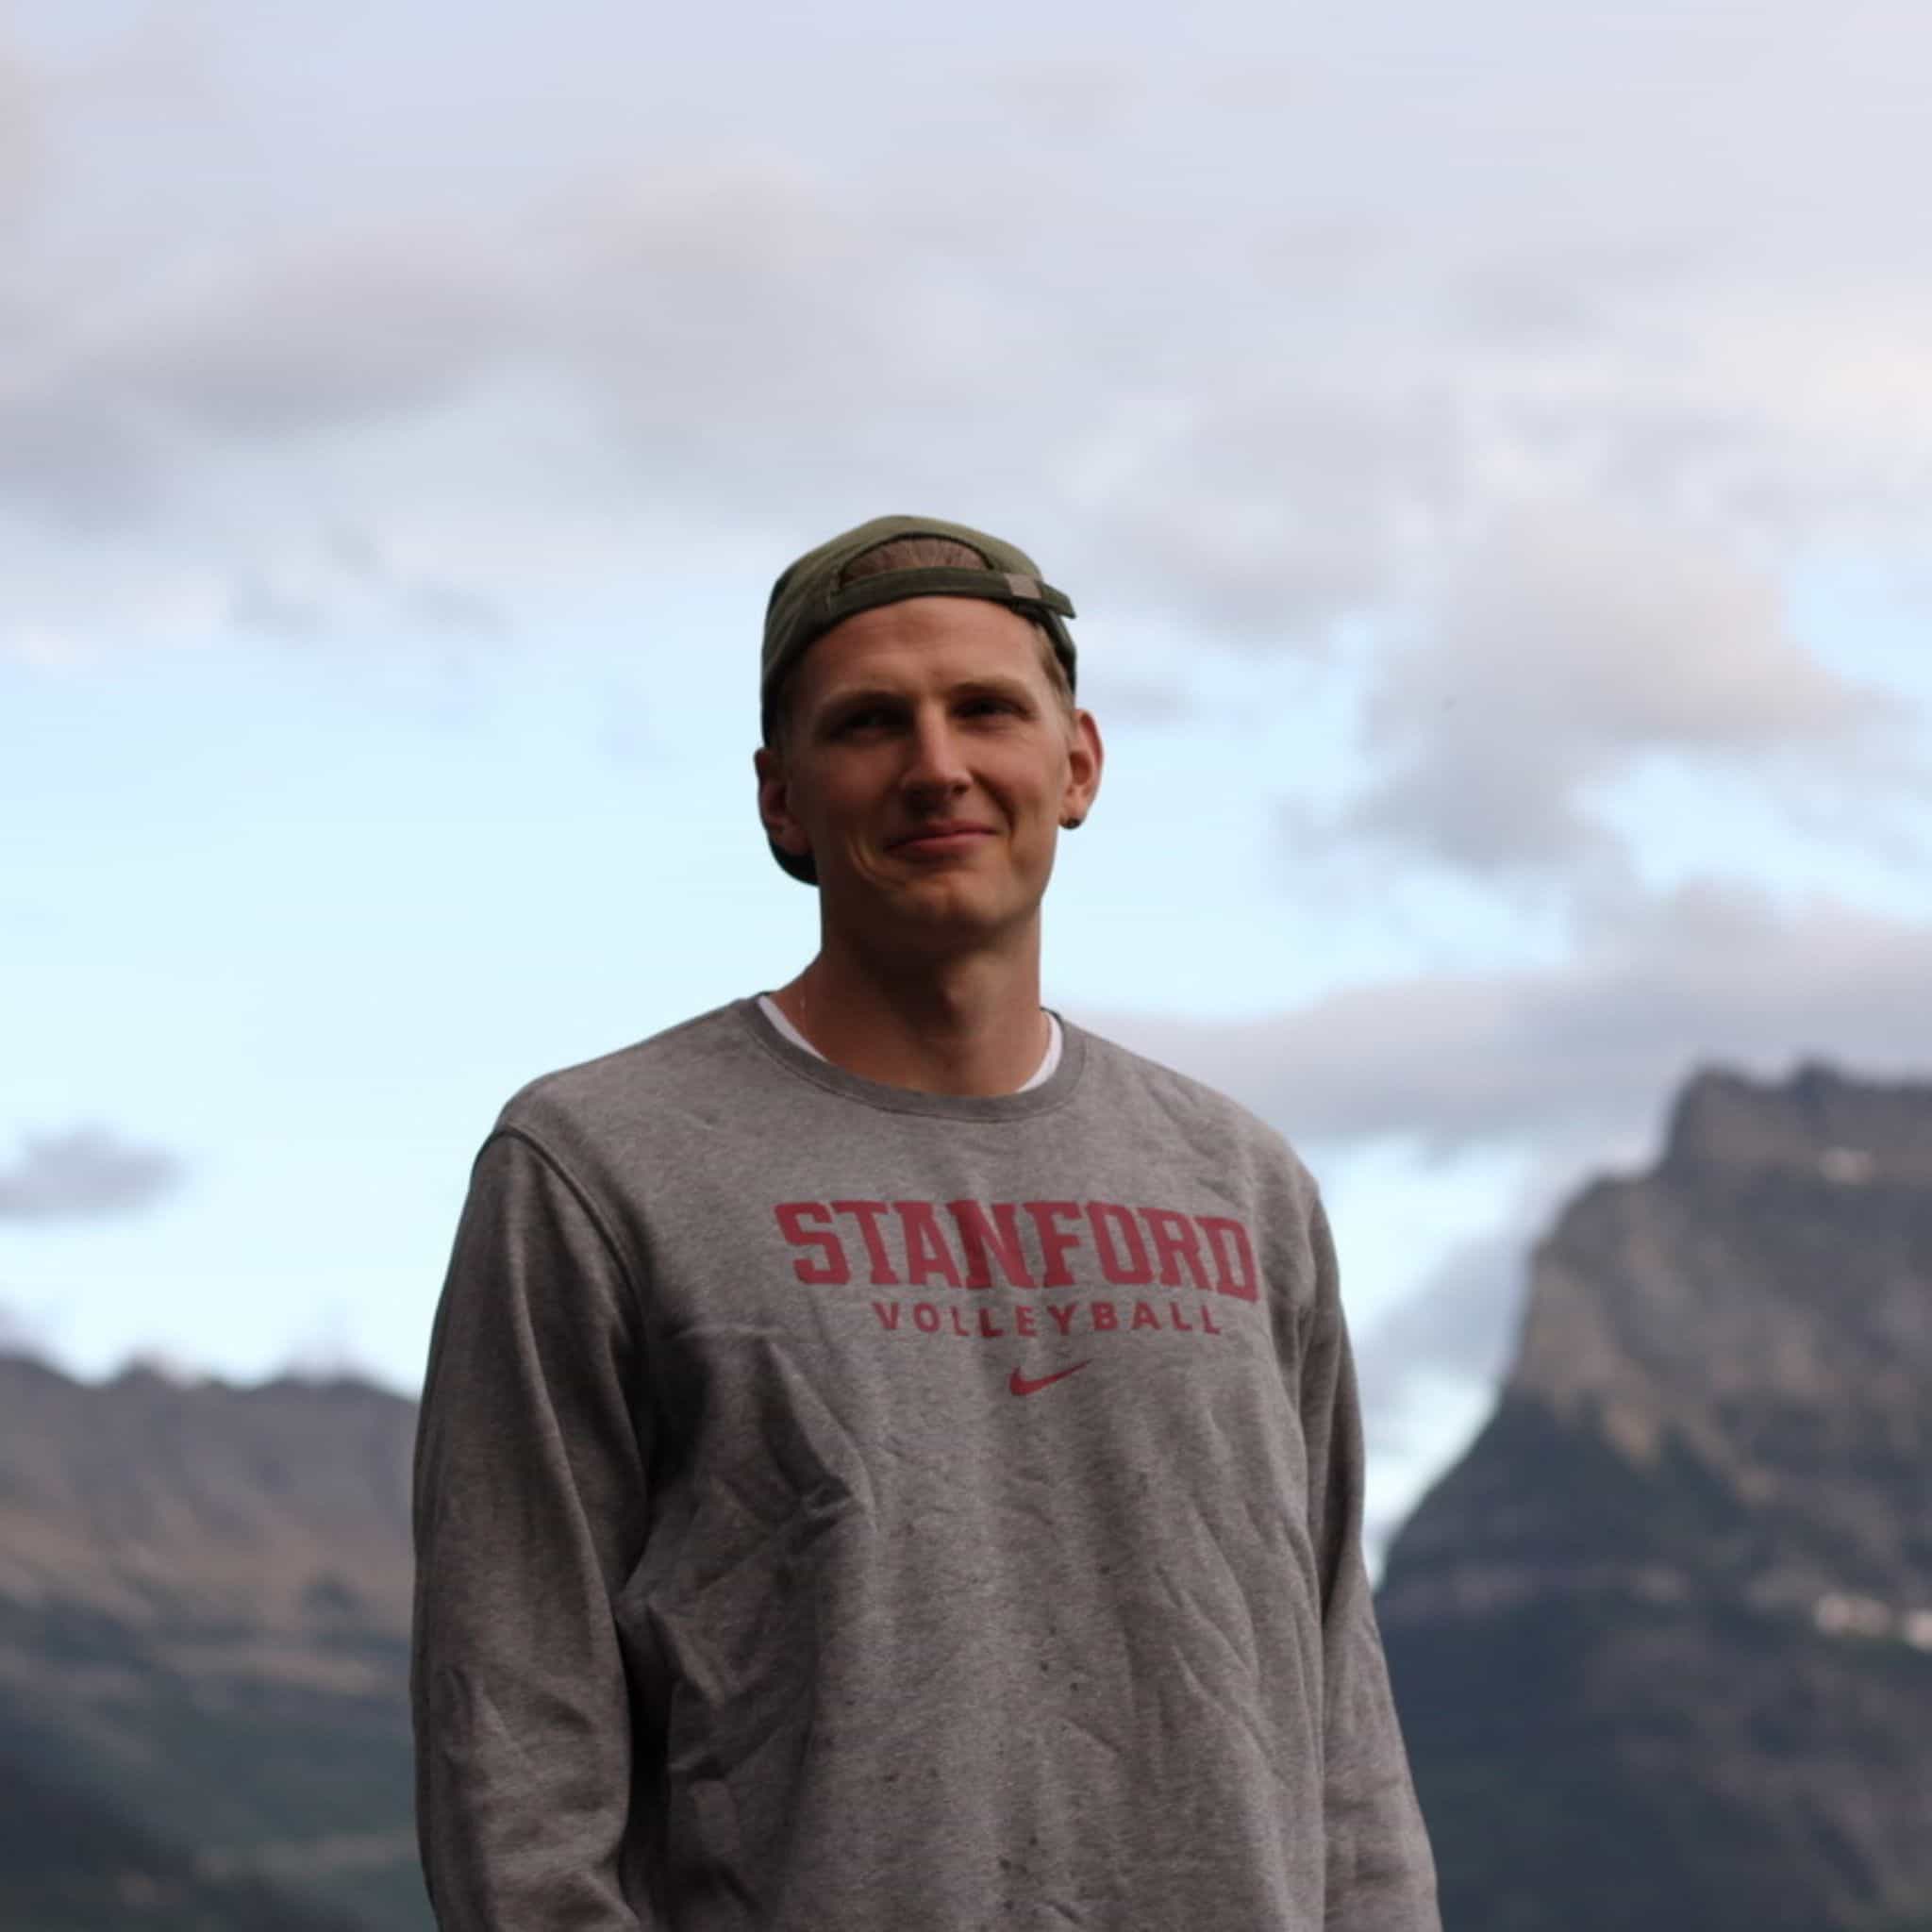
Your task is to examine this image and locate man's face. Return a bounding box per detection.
[755,596,1103,953]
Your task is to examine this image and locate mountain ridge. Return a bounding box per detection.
[3,1058,1928,1928]
[1381,1061,1932,1930]
[0,1353,424,1931]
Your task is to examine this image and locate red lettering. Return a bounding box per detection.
[946,1200,1038,1290]
[913,1302,941,1333]
[1202,1304,1222,1335]
[1141,1208,1211,1291]
[1048,1304,1078,1337]
[976,1307,1005,1339]
[950,1306,972,1337]
[1199,1216,1258,1302]
[774,1202,850,1285]
[872,1301,902,1330]
[1024,1201,1084,1287]
[1131,1300,1160,1330]
[1091,1300,1119,1331]
[1085,1201,1153,1285]
[1014,1304,1038,1337]
[832,1200,900,1285]
[1169,1301,1193,1332]
[894,1201,963,1289]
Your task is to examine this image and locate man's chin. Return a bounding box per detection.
[829,869,1036,941]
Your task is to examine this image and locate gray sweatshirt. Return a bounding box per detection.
[411,997,1439,1931]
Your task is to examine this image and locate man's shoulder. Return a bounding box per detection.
[490,1000,762,1158]
[1072,1023,1315,1188]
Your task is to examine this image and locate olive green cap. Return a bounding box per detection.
[759,514,1078,885]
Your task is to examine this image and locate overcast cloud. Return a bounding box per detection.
[7,1,1931,1466]
[1357,1226,1533,1453]
[1332,503,1904,876]
[8,4,1928,931]
[1090,881,1932,1449]
[7,6,1930,616]
[0,1126,186,1224]
[1083,884,1932,1158]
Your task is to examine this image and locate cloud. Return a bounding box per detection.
[281,1297,376,1384]
[3,0,1930,797]
[0,1296,57,1357]
[1356,1227,1531,1451]
[0,23,1916,525]
[0,42,35,221]
[1351,1141,1603,1451]
[0,1126,187,1223]
[110,231,528,442]
[1063,376,1466,639]
[1082,882,1932,1157]
[227,575,327,641]
[219,520,514,644]
[1327,503,1901,874]
[0,376,167,532]
[1093,877,1932,1455]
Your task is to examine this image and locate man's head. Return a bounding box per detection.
[754,515,1102,952]
[759,516,1078,776]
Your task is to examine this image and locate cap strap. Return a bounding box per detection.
[816,566,1075,631]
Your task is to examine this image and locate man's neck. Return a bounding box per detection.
[770,930,1050,1098]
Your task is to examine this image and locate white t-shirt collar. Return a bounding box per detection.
[757,993,1062,1094]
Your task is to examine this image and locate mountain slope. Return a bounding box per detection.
[0,1355,425,1932]
[0,1740,367,1932]
[1379,1064,1932,1931]
[7,1062,1930,1928]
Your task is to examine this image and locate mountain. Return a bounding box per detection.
[7,1062,1929,1928]
[1379,1063,1932,1932]
[0,1354,425,1932]
[0,1746,365,1932]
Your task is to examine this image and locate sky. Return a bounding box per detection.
[5,0,1931,1551]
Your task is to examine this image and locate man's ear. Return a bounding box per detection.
[754,744,813,861]
[1059,708,1104,828]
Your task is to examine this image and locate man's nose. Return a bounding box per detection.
[902,710,970,793]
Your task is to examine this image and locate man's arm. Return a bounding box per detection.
[1300,1191,1441,1930]
[412,1126,653,1929]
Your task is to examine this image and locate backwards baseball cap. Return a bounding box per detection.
[759,513,1079,885]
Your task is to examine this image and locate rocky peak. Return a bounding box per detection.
[1497,1062,1932,1604]
[1378,1061,1932,1931]
[1662,1062,1932,1184]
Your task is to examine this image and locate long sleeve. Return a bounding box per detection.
[1300,1192,1441,1930]
[411,1126,654,1929]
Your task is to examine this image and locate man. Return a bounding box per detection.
[411,514,1440,1930]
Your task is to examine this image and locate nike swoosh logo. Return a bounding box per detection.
[1009,1361,1091,1398]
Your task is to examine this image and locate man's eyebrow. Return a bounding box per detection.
[803,685,903,735]
[809,675,1039,723]
[814,684,906,713]
[948,675,1038,703]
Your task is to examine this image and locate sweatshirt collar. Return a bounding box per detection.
[736,995,1085,1122]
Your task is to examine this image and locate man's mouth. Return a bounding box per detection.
[889,824,995,854]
